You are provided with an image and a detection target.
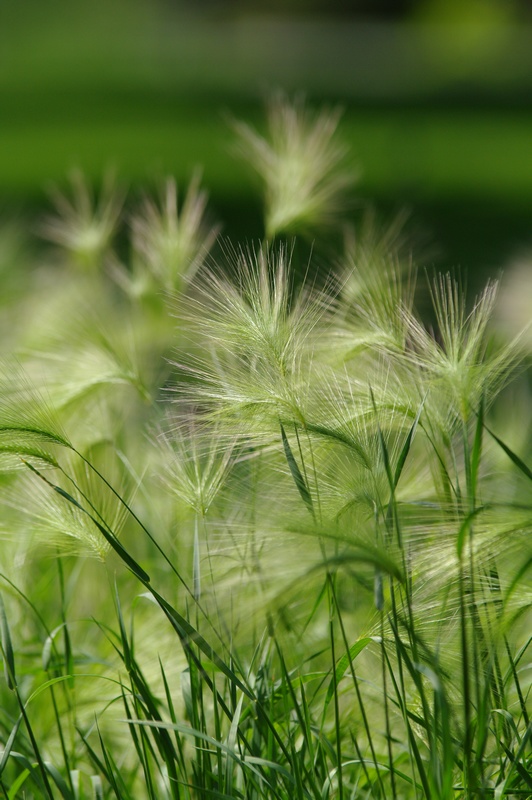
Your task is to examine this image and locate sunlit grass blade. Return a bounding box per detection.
[0,596,16,691]
[7,766,32,800]
[125,718,293,796]
[22,459,151,582]
[96,723,134,800]
[324,637,373,713]
[91,775,104,800]
[113,583,132,674]
[273,637,322,798]
[393,398,425,490]
[280,422,315,519]
[157,681,189,800]
[224,693,244,796]
[503,636,531,728]
[41,762,75,800]
[0,716,22,779]
[6,755,51,800]
[384,626,436,800]
[77,726,129,800]
[148,587,253,701]
[120,690,159,800]
[485,423,532,481]
[469,392,485,504]
[105,605,181,798]
[498,722,532,795]
[12,697,55,798]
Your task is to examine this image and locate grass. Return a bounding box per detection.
[0,97,530,799]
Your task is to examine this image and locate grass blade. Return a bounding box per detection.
[484,424,532,482]
[22,460,151,583]
[393,399,425,490]
[149,587,253,700]
[324,637,374,713]
[0,595,16,690]
[280,422,315,519]
[470,393,485,502]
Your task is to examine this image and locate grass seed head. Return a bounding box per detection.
[233,94,354,239]
[41,170,124,271]
[159,418,236,517]
[403,275,521,427]
[177,244,329,432]
[130,173,219,296]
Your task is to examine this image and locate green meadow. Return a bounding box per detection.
[0,5,531,797]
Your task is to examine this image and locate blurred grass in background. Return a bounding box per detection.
[2,0,532,283]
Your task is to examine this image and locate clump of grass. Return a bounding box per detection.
[0,96,530,800]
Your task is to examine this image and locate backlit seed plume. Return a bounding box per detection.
[0,360,72,456]
[130,174,219,295]
[0,457,131,560]
[41,170,124,270]
[403,275,521,425]
[233,95,354,239]
[159,419,236,517]
[177,245,329,431]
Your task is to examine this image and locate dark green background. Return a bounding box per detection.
[2,0,532,286]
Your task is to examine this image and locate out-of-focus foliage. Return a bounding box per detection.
[0,99,530,797]
[2,0,532,287]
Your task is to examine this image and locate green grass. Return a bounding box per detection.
[0,97,530,799]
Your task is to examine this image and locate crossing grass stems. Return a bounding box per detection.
[0,97,530,799]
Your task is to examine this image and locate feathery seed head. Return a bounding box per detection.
[0,455,131,560]
[16,290,152,443]
[233,95,354,239]
[305,377,424,522]
[340,211,412,301]
[315,217,415,368]
[404,275,519,425]
[334,265,413,361]
[178,245,328,430]
[130,174,219,296]
[159,420,236,517]
[0,362,72,452]
[41,170,123,271]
